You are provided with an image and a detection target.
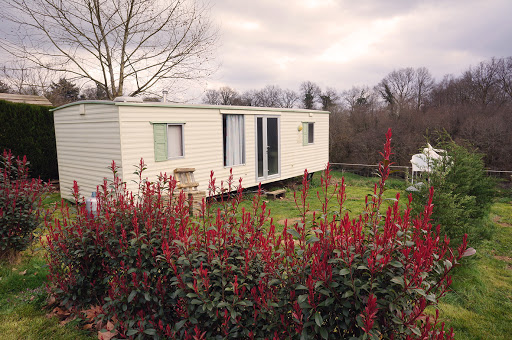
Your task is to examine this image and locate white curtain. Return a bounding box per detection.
[225,115,245,166]
[167,125,183,158]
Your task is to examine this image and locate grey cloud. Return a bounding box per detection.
[204,0,512,95]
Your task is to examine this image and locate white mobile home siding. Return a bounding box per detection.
[54,103,123,200]
[54,101,329,200]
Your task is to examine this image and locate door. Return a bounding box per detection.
[256,116,280,180]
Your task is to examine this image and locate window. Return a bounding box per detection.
[223,114,245,166]
[302,122,314,145]
[167,124,184,158]
[153,123,184,161]
[308,122,314,144]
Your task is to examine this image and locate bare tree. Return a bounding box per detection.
[414,67,434,110]
[237,90,258,106]
[281,89,299,108]
[377,67,415,116]
[463,58,504,108]
[82,83,109,100]
[497,57,512,100]
[342,86,379,114]
[203,89,221,105]
[218,86,239,105]
[0,0,218,100]
[1,60,55,95]
[300,81,321,109]
[253,85,283,107]
[319,87,339,111]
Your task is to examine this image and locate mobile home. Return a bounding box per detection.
[52,98,329,201]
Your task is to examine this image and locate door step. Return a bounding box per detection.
[266,189,286,200]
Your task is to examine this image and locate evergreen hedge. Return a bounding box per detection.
[0,100,57,180]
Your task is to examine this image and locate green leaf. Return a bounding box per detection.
[269,279,281,286]
[391,276,404,287]
[411,326,421,336]
[127,290,136,303]
[217,302,229,308]
[298,294,308,304]
[342,291,354,298]
[144,329,157,336]
[287,229,300,239]
[306,236,320,245]
[320,326,328,339]
[314,312,323,327]
[339,268,350,275]
[426,294,437,303]
[175,320,186,330]
[389,260,403,268]
[126,329,138,336]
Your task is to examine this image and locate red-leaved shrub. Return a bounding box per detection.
[1,149,48,261]
[45,130,470,339]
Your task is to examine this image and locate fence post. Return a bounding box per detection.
[405,167,409,184]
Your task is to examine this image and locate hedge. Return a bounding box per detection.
[0,100,57,180]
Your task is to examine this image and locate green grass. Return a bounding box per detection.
[235,171,406,233]
[435,200,512,339]
[0,171,510,339]
[0,252,94,339]
[0,192,94,340]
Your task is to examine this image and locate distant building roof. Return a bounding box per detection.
[0,93,53,106]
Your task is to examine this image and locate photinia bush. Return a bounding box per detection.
[409,139,495,243]
[0,149,49,262]
[45,130,470,339]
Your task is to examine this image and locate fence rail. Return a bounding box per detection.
[329,163,410,182]
[329,162,512,182]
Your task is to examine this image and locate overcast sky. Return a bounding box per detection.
[202,0,512,96]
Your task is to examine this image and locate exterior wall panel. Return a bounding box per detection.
[53,103,122,200]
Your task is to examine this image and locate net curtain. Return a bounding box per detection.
[225,115,245,166]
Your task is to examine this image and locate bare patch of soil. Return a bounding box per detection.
[494,255,512,263]
[277,211,314,225]
[492,215,512,228]
[494,256,512,270]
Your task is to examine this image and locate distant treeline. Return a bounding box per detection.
[205,57,512,170]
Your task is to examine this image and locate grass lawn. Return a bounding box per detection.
[235,171,407,234]
[0,253,94,339]
[436,201,512,339]
[0,171,510,339]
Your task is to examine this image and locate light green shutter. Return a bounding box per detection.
[302,122,309,146]
[153,123,167,161]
